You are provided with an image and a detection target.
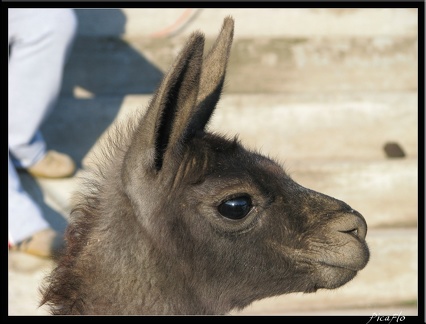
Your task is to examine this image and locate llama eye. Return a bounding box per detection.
[218,196,252,220]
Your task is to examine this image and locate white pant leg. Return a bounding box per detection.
[8,9,77,168]
[8,9,77,244]
[8,155,50,245]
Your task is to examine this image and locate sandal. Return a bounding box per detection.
[9,228,64,258]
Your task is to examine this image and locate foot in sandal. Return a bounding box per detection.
[9,228,65,258]
[26,150,76,179]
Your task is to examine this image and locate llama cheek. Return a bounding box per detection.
[265,239,302,263]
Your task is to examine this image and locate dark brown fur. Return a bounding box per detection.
[40,17,369,315]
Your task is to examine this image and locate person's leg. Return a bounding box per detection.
[9,155,65,258]
[8,9,77,257]
[8,155,49,245]
[8,9,77,168]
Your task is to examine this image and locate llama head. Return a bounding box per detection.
[41,17,369,315]
[119,16,369,309]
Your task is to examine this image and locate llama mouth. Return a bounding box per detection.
[319,261,360,272]
[300,253,367,272]
[316,243,370,272]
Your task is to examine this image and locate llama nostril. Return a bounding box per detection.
[342,216,367,241]
[337,210,367,241]
[349,228,358,237]
[344,227,361,240]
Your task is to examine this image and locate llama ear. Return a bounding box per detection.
[185,16,234,137]
[124,32,205,173]
[123,17,233,177]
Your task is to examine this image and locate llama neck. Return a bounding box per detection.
[74,204,222,315]
[82,237,222,314]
